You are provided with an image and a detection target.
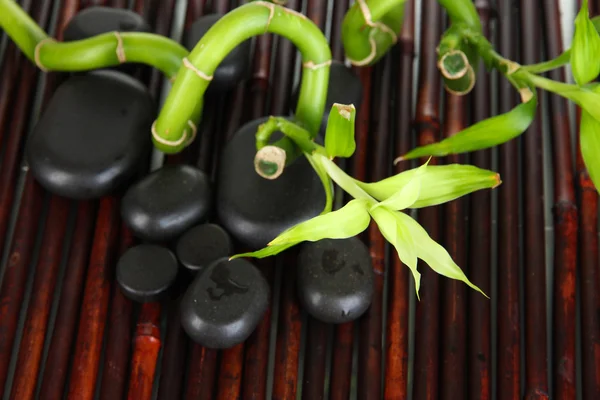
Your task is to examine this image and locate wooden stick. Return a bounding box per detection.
[520,1,550,397]
[38,201,96,400]
[467,2,492,399]
[9,196,71,400]
[540,1,577,399]
[384,0,414,396]
[496,1,521,398]
[184,344,218,400]
[156,299,188,400]
[98,224,135,400]
[216,343,245,400]
[302,319,328,400]
[66,196,121,400]
[126,302,162,400]
[412,0,443,398]
[440,90,467,400]
[330,0,350,62]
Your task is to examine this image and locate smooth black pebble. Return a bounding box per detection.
[176,223,233,273]
[216,117,326,249]
[26,70,154,199]
[290,61,363,135]
[117,244,178,303]
[63,6,150,40]
[121,164,212,242]
[184,14,252,93]
[297,237,374,324]
[63,6,151,76]
[180,258,269,349]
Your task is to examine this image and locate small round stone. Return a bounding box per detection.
[26,70,154,199]
[121,164,213,242]
[216,117,326,249]
[297,237,374,324]
[117,244,178,303]
[290,61,363,135]
[180,258,270,349]
[63,6,150,40]
[175,224,233,274]
[184,14,252,93]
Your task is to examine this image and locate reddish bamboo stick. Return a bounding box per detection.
[98,225,135,400]
[330,0,350,62]
[412,0,443,398]
[38,201,96,400]
[468,2,492,399]
[520,1,549,397]
[440,92,467,400]
[216,343,245,400]
[384,1,414,397]
[213,0,230,14]
[184,344,218,400]
[147,0,176,96]
[0,178,44,394]
[496,1,521,398]
[8,196,71,400]
[157,299,188,400]
[575,104,600,400]
[540,2,578,398]
[272,250,303,399]
[66,197,121,400]
[358,54,393,400]
[126,302,162,400]
[0,0,51,272]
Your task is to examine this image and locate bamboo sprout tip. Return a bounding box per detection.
[393,155,405,165]
[492,174,502,188]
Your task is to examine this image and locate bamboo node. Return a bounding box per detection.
[151,121,188,147]
[184,120,198,147]
[182,58,213,81]
[282,7,307,20]
[114,32,126,63]
[34,38,54,72]
[255,1,276,33]
[347,37,377,66]
[302,60,332,70]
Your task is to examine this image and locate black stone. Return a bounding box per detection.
[63,6,150,40]
[290,61,363,135]
[117,244,179,303]
[297,237,374,324]
[216,117,326,249]
[63,6,151,76]
[175,223,233,274]
[26,70,154,199]
[180,258,269,348]
[184,14,252,93]
[121,164,212,242]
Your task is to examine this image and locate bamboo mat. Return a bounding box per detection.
[0,0,597,399]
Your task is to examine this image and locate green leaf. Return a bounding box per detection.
[230,242,296,260]
[369,207,421,298]
[571,0,600,85]
[268,199,371,246]
[306,153,334,214]
[580,108,600,194]
[325,103,357,158]
[398,92,537,159]
[357,164,501,208]
[395,211,488,297]
[371,159,429,211]
[318,155,375,201]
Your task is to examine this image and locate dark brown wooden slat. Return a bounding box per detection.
[468,1,492,398]
[520,0,550,397]
[330,0,350,62]
[216,343,245,400]
[184,344,218,400]
[412,0,443,398]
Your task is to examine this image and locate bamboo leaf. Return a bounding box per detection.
[398,92,537,159]
[268,199,371,246]
[395,211,488,297]
[325,103,356,158]
[571,0,600,85]
[356,164,501,208]
[230,242,296,260]
[369,207,421,298]
[306,153,334,214]
[318,155,375,201]
[580,108,600,194]
[371,159,428,211]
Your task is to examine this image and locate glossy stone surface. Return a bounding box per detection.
[180,258,269,348]
[184,14,252,93]
[121,164,212,242]
[297,237,374,323]
[175,223,233,273]
[63,6,150,40]
[290,61,363,135]
[216,117,326,249]
[117,244,178,303]
[26,70,154,199]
